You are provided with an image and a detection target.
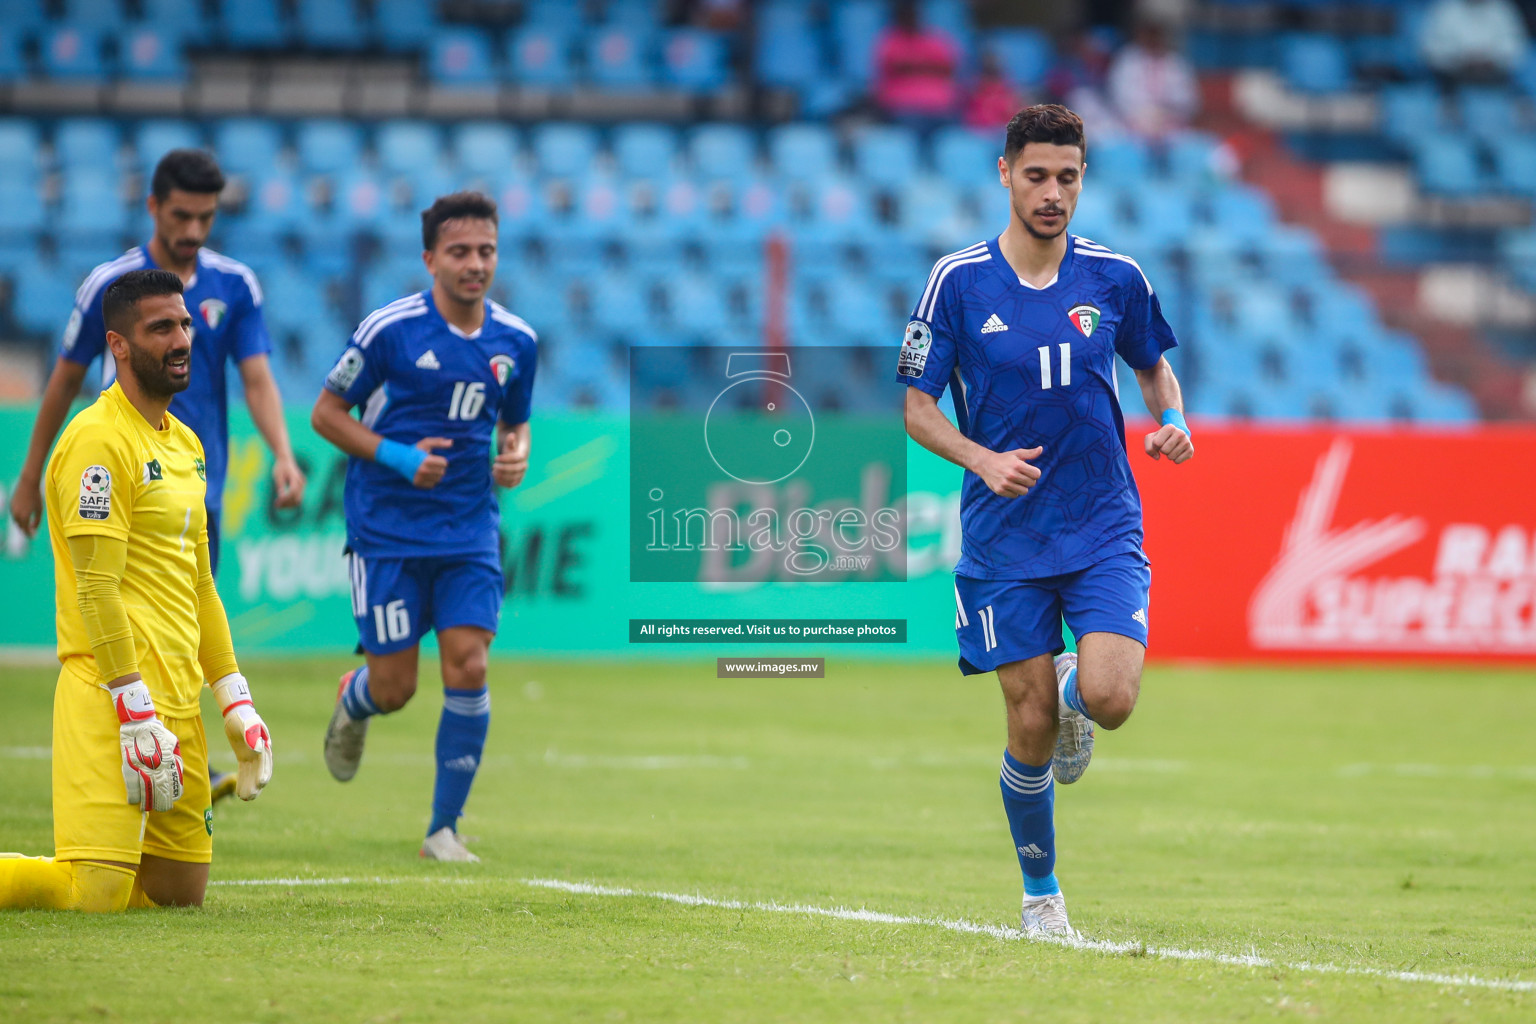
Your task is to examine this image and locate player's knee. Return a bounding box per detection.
[369,668,417,712]
[444,648,488,689]
[68,861,136,913]
[1091,683,1139,730]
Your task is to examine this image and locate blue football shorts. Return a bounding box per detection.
[345,551,504,655]
[953,549,1152,675]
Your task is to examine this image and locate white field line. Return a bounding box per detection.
[207,874,1534,994]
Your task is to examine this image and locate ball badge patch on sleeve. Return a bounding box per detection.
[78,466,111,520]
[490,354,516,386]
[326,347,365,391]
[898,320,933,378]
[1067,304,1101,338]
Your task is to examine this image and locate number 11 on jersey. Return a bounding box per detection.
[1038,342,1072,389]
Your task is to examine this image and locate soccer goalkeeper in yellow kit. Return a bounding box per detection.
[0,269,274,912]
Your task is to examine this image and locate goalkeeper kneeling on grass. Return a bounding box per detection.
[0,270,273,912]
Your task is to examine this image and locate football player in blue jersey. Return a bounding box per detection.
[897,105,1193,937]
[9,148,305,805]
[312,191,536,862]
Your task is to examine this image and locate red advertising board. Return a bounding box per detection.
[1133,425,1536,662]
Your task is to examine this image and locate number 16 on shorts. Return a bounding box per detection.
[348,551,419,654]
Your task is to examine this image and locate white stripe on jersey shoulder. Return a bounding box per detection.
[199,248,265,306]
[919,244,993,321]
[1072,236,1112,252]
[353,294,428,347]
[488,301,537,341]
[354,298,430,349]
[75,249,147,307]
[1072,238,1153,294]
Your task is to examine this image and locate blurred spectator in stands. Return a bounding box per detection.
[874,0,961,127]
[1107,20,1197,139]
[1045,28,1125,140]
[1419,0,1530,85]
[668,0,744,32]
[964,52,1023,133]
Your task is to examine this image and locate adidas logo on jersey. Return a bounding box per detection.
[415,350,441,370]
[981,313,1008,333]
[1132,608,1147,626]
[1018,843,1048,859]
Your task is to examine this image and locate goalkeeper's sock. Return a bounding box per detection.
[1061,663,1092,720]
[999,750,1057,892]
[340,665,381,720]
[429,686,490,836]
[0,856,134,911]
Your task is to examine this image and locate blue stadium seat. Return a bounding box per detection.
[587,273,650,335]
[1499,226,1536,288]
[755,3,821,89]
[922,0,975,58]
[1089,140,1152,184]
[507,27,575,88]
[1412,384,1479,422]
[430,30,496,86]
[295,0,365,51]
[689,124,756,180]
[140,0,212,43]
[0,179,45,234]
[13,262,80,335]
[0,122,42,176]
[612,124,677,179]
[585,26,654,89]
[986,28,1051,87]
[660,273,732,339]
[1207,187,1275,243]
[41,26,107,81]
[1378,84,1445,143]
[661,29,728,92]
[1165,132,1225,183]
[932,126,997,188]
[376,121,443,176]
[221,0,287,49]
[60,168,130,238]
[852,125,920,190]
[3,0,48,33]
[768,124,838,183]
[1459,88,1519,141]
[213,119,284,177]
[453,122,520,181]
[521,0,588,31]
[120,26,186,81]
[374,0,437,53]
[55,119,120,170]
[532,123,599,178]
[296,120,364,176]
[0,24,28,82]
[63,0,127,30]
[830,0,888,85]
[134,121,203,169]
[1279,34,1352,94]
[331,169,390,229]
[1413,138,1487,196]
[1491,136,1536,196]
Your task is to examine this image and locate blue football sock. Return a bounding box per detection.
[340,665,380,720]
[999,749,1059,897]
[1061,663,1092,721]
[429,686,491,836]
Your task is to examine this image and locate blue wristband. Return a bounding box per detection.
[374,438,428,482]
[1161,409,1190,436]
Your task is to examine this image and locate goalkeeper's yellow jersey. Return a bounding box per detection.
[46,383,209,717]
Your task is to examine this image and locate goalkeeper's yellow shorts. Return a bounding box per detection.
[52,666,213,865]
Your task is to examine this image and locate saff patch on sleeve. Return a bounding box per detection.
[326,347,365,392]
[897,320,933,378]
[78,465,111,520]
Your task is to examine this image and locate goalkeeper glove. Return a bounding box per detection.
[211,673,273,800]
[109,678,185,812]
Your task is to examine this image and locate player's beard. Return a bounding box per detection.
[126,339,192,399]
[1018,202,1071,240]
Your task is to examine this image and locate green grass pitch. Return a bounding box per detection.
[1,657,1533,1022]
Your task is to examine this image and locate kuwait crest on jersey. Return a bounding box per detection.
[1067,304,1101,337]
[199,298,227,329]
[490,354,516,386]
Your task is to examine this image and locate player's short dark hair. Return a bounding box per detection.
[103,269,184,337]
[1004,104,1086,165]
[151,149,226,201]
[421,190,499,250]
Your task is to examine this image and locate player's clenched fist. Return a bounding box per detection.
[976,446,1043,498]
[412,437,452,488]
[492,440,528,489]
[212,673,273,801]
[1142,424,1194,464]
[109,678,185,812]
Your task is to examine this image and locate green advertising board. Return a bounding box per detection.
[0,405,986,660]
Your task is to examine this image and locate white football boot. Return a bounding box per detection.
[323,670,369,782]
[420,827,480,862]
[1052,653,1095,784]
[1021,892,1078,939]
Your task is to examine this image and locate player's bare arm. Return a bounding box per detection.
[9,357,90,537]
[904,388,1043,497]
[493,420,530,489]
[238,354,307,508]
[1134,357,1194,464]
[310,389,451,489]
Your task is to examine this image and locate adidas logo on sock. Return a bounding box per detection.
[981,313,1008,333]
[1132,608,1147,626]
[415,349,441,370]
[444,755,479,771]
[1018,843,1048,858]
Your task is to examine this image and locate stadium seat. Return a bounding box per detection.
[932,126,997,188]
[1207,187,1276,244]
[661,29,728,92]
[585,26,655,89]
[1378,84,1445,143]
[3,0,48,33]
[59,168,130,238]
[0,121,42,176]
[532,123,600,179]
[0,180,45,234]
[612,124,677,179]
[41,26,107,81]
[140,0,212,43]
[0,24,28,82]
[768,124,839,183]
[1089,140,1152,184]
[603,0,662,33]
[373,0,437,53]
[1491,137,1536,196]
[62,0,127,30]
[134,121,203,169]
[507,27,576,88]
[830,0,888,85]
[587,273,651,335]
[1413,138,1487,196]
[986,28,1051,87]
[296,120,364,176]
[1458,89,1519,141]
[1279,34,1352,94]
[453,122,520,181]
[55,119,120,171]
[13,262,80,336]
[689,124,756,180]
[295,0,365,51]
[120,26,186,82]
[851,125,920,190]
[331,169,390,229]
[430,30,496,87]
[213,118,284,177]
[921,0,975,58]
[521,0,588,31]
[221,0,287,50]
[755,3,821,90]
[376,121,444,177]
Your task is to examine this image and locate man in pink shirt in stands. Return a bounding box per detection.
[875,0,960,127]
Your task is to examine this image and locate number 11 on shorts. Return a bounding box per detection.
[373,600,410,643]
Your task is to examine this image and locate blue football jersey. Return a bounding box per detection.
[325,291,538,560]
[62,245,271,512]
[895,235,1177,580]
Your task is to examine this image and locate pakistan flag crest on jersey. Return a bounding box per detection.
[1067,304,1101,338]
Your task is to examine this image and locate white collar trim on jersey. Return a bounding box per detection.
[446,322,483,340]
[1017,272,1058,290]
